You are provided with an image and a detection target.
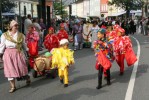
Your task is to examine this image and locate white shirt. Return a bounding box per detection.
[33,22,41,33]
[0,31,28,53]
[24,18,32,35]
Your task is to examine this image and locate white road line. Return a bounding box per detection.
[125,36,141,100]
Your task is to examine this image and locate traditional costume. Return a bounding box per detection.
[112,27,137,75]
[94,28,115,89]
[44,27,59,52]
[51,39,74,87]
[0,20,30,81]
[57,23,69,41]
[26,27,39,68]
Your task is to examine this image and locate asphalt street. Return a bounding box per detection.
[0,33,149,100]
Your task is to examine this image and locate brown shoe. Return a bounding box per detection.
[9,87,16,93]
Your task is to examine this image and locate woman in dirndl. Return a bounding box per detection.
[0,20,31,93]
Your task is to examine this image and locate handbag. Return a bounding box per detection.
[125,48,137,66]
[28,41,38,57]
[97,51,112,70]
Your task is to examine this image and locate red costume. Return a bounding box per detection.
[26,29,39,68]
[44,27,59,52]
[112,28,137,75]
[57,23,68,41]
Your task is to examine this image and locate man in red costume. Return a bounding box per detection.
[57,23,69,41]
[44,27,59,52]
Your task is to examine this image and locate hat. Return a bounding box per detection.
[113,24,120,30]
[98,28,106,34]
[75,19,80,23]
[60,23,65,28]
[48,27,54,31]
[60,39,69,45]
[117,28,125,33]
[10,20,18,28]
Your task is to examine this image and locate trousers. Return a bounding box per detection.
[98,66,110,86]
[58,68,69,84]
[116,54,125,73]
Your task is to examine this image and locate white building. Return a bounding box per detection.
[13,0,38,17]
[70,0,101,18]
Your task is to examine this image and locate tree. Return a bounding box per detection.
[108,0,144,18]
[53,2,68,19]
[2,0,17,12]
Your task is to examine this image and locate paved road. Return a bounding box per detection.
[0,34,149,100]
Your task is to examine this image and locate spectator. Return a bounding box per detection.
[24,14,32,35]
[33,18,42,50]
[39,18,46,42]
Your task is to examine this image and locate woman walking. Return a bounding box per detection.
[0,20,31,93]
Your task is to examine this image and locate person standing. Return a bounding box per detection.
[33,18,42,51]
[0,20,31,93]
[24,14,32,35]
[57,23,69,41]
[26,24,39,68]
[73,19,83,50]
[88,21,100,49]
[44,27,59,52]
[39,18,46,39]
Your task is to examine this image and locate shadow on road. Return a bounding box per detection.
[45,88,107,100]
[111,64,149,84]
[70,73,97,85]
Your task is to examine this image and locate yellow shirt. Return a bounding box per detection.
[51,47,74,70]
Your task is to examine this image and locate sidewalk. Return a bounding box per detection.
[0,49,48,70]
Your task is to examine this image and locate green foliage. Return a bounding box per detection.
[108,0,144,10]
[2,0,17,12]
[108,0,144,17]
[53,2,68,18]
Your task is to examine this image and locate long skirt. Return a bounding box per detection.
[3,48,28,78]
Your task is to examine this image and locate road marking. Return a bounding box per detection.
[125,36,141,100]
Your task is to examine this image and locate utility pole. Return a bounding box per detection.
[0,0,2,30]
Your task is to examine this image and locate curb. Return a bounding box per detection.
[0,49,48,70]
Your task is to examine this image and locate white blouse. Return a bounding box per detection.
[0,31,28,53]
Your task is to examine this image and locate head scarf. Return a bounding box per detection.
[10,20,18,28]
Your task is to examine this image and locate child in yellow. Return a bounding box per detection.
[51,39,74,87]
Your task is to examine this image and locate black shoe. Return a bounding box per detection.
[96,85,102,89]
[60,79,63,84]
[64,84,68,87]
[119,72,124,76]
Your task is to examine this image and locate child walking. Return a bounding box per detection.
[51,39,74,87]
[93,28,115,89]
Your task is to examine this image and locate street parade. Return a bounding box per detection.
[0,0,149,100]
